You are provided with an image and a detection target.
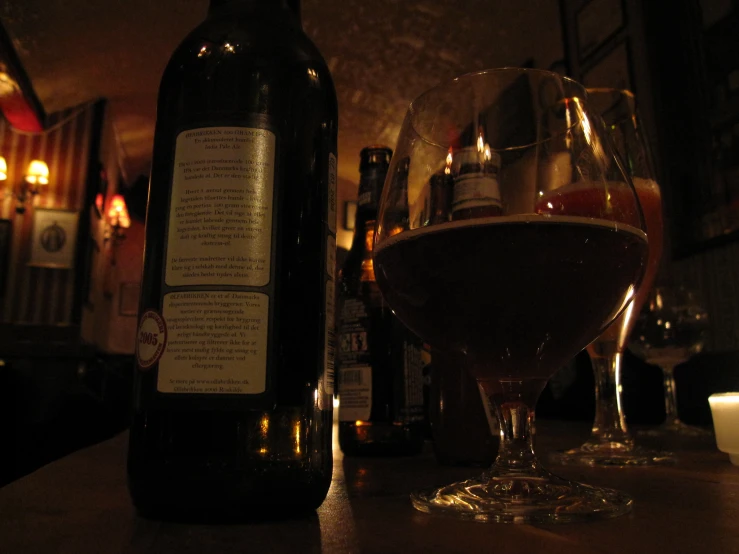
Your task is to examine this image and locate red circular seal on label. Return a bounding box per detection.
[136,310,167,369]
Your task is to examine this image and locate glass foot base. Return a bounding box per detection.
[549,441,675,467]
[410,468,632,524]
[637,421,713,438]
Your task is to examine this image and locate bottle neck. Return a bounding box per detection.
[208,0,301,24]
[356,219,377,282]
[355,165,387,218]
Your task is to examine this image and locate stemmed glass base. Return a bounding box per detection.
[549,440,674,467]
[636,365,713,439]
[411,464,632,524]
[551,350,674,467]
[637,419,713,438]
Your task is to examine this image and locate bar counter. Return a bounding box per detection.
[1,421,737,553]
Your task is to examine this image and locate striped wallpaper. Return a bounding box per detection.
[0,101,98,325]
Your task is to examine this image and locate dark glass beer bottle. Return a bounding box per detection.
[429,349,498,466]
[337,147,425,456]
[429,144,501,465]
[450,145,502,220]
[127,0,338,521]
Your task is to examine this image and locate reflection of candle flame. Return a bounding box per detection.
[477,133,484,153]
[445,148,452,175]
[484,143,492,161]
[294,420,301,454]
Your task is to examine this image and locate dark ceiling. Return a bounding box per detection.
[0,0,564,187]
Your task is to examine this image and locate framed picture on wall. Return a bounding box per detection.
[28,208,80,269]
[582,41,633,92]
[576,0,626,58]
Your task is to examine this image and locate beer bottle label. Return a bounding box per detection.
[338,298,373,421]
[155,126,276,395]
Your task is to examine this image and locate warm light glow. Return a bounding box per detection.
[223,42,235,54]
[477,132,484,153]
[445,148,453,175]
[294,420,302,454]
[0,71,19,97]
[710,393,739,405]
[483,143,492,161]
[25,160,49,186]
[197,45,210,58]
[355,420,369,426]
[0,156,6,181]
[107,194,131,228]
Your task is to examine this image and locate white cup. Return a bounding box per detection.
[708,393,739,465]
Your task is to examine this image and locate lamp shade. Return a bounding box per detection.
[107,194,130,227]
[25,159,49,185]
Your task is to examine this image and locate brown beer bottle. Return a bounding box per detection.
[337,147,425,456]
[127,0,338,521]
[429,141,501,465]
[450,145,503,220]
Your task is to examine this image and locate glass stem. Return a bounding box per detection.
[661,364,680,426]
[589,351,632,446]
[480,379,546,475]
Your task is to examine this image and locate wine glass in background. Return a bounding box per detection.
[551,88,671,466]
[373,68,648,523]
[630,285,711,436]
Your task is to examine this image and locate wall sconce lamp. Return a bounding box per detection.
[13,159,49,213]
[105,194,131,246]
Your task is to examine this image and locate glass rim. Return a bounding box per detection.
[407,67,589,152]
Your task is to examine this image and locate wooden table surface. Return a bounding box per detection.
[1,420,736,554]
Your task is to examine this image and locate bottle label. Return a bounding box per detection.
[165,127,275,287]
[136,310,167,369]
[157,291,269,394]
[338,366,372,421]
[156,126,276,394]
[338,298,372,421]
[324,154,337,396]
[338,297,424,424]
[324,236,336,395]
[328,153,337,235]
[357,191,372,207]
[452,174,502,214]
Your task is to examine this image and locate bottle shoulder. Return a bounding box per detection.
[166,11,330,76]
[156,10,337,119]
